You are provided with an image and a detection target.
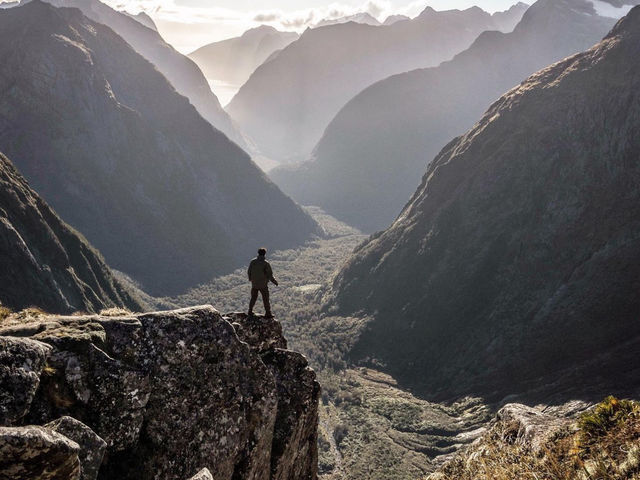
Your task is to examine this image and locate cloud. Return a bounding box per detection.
[104,0,430,30]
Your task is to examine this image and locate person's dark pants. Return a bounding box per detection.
[249,286,271,315]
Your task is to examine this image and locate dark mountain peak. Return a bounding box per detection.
[606,4,640,36]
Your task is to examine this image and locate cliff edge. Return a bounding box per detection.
[0,306,319,480]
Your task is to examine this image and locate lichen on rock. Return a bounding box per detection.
[0,306,319,480]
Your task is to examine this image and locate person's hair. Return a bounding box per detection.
[258,248,267,256]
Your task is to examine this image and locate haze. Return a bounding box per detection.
[98,0,524,52]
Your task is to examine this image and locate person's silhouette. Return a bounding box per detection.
[247,248,278,318]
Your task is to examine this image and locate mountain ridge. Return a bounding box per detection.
[328,6,640,398]
[0,0,319,296]
[227,3,528,165]
[270,0,619,232]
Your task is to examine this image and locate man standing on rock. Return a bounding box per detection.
[248,248,278,318]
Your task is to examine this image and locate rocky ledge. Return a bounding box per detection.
[0,306,319,480]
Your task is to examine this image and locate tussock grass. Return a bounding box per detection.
[430,397,640,480]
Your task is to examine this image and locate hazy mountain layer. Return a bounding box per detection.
[315,12,381,27]
[270,0,617,232]
[0,1,318,295]
[329,8,640,397]
[0,152,141,314]
[227,4,529,165]
[43,0,246,148]
[189,26,299,88]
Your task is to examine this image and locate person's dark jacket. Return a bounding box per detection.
[248,255,278,288]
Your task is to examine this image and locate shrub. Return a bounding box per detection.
[578,396,639,439]
[0,306,11,321]
[333,424,349,446]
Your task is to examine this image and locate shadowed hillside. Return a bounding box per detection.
[0,1,319,296]
[0,152,142,314]
[329,7,640,398]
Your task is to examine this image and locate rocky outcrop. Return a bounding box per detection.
[0,426,81,480]
[46,417,107,480]
[227,313,320,480]
[0,1,318,296]
[0,306,319,480]
[330,7,640,398]
[0,152,142,314]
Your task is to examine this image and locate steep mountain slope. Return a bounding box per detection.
[43,0,246,148]
[329,7,640,398]
[0,152,141,314]
[270,0,617,232]
[189,26,299,88]
[0,1,318,296]
[227,4,529,165]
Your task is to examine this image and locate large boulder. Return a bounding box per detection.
[0,425,80,480]
[0,306,319,480]
[228,313,319,480]
[0,336,51,426]
[46,417,107,480]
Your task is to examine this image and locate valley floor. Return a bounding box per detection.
[133,208,497,479]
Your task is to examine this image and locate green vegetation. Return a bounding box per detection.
[578,396,639,440]
[432,397,640,480]
[149,209,495,480]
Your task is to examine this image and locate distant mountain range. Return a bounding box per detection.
[189,26,299,89]
[42,0,247,149]
[0,1,318,296]
[314,12,381,27]
[329,5,640,398]
[270,0,618,232]
[226,3,529,165]
[0,151,142,314]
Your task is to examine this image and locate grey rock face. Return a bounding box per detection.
[263,350,319,480]
[226,313,288,353]
[46,417,107,480]
[0,337,51,426]
[227,313,320,480]
[0,426,80,480]
[496,404,569,454]
[0,306,319,480]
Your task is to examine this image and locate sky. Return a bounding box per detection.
[99,0,524,52]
